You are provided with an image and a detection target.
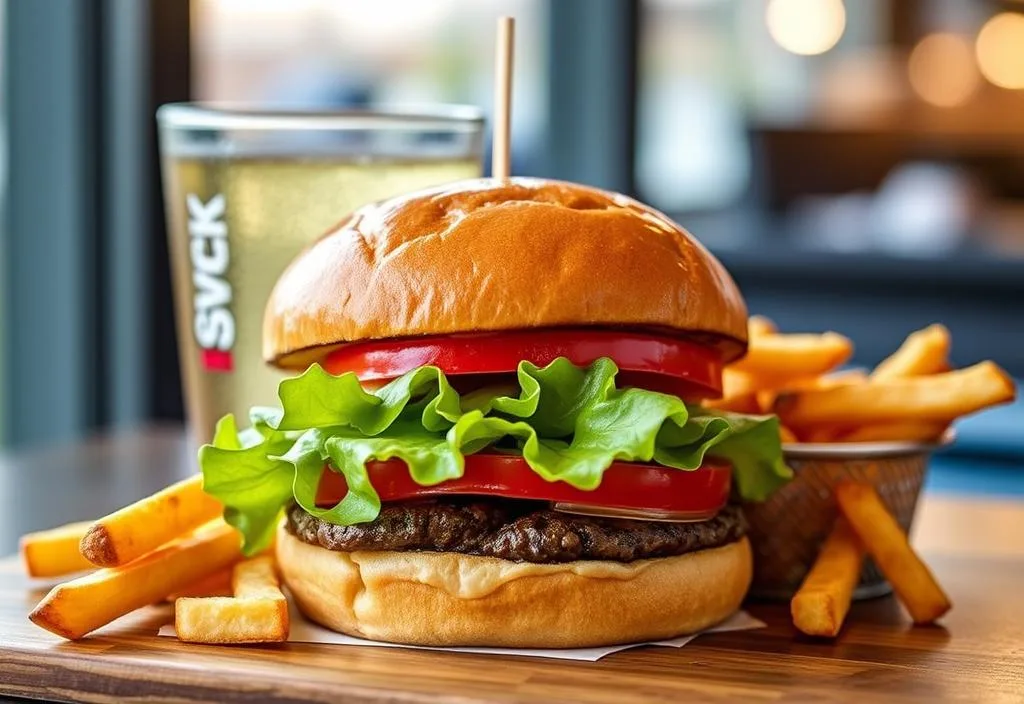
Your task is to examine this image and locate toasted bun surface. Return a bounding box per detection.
[264,178,748,367]
[276,523,752,647]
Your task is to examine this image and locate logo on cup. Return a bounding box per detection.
[188,194,235,372]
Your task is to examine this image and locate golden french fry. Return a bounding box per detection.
[175,597,288,645]
[723,367,866,405]
[731,332,853,379]
[765,369,870,416]
[756,390,777,414]
[791,517,864,637]
[778,425,799,444]
[175,556,288,644]
[80,474,222,567]
[704,392,761,414]
[30,520,240,640]
[836,422,948,444]
[800,426,846,444]
[719,369,789,411]
[721,369,760,397]
[230,556,280,597]
[722,369,823,397]
[779,370,868,393]
[165,567,234,602]
[748,315,777,338]
[836,483,951,624]
[814,369,869,389]
[20,522,95,578]
[872,324,951,381]
[777,361,1015,427]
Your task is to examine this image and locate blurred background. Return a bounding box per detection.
[1,0,1022,490]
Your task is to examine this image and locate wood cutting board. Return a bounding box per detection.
[1,554,1023,703]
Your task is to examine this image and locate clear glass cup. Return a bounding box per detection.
[156,104,484,443]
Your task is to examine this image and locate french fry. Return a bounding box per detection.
[754,370,868,423]
[30,520,241,640]
[872,324,951,381]
[705,370,764,413]
[814,369,869,389]
[704,392,761,414]
[731,332,853,379]
[780,370,868,393]
[791,517,864,637]
[175,556,288,644]
[836,422,948,444]
[175,597,288,645]
[715,364,867,419]
[756,390,776,414]
[778,425,799,444]
[799,426,845,444]
[748,315,777,338]
[80,474,222,567]
[20,522,95,578]
[230,555,284,600]
[724,367,866,402]
[835,483,951,624]
[776,361,1015,428]
[165,567,234,602]
[721,369,761,398]
[163,540,276,602]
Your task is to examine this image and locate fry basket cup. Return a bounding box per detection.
[743,432,953,600]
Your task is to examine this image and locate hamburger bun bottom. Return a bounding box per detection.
[276,522,752,648]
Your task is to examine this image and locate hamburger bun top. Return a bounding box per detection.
[264,177,748,368]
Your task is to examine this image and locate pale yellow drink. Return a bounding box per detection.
[161,154,481,443]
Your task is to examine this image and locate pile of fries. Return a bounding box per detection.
[724,317,1014,635]
[791,483,952,637]
[711,319,1016,444]
[20,476,286,643]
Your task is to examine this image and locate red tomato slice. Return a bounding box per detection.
[323,329,723,399]
[315,454,731,520]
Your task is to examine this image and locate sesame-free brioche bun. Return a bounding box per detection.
[276,523,752,648]
[264,177,748,368]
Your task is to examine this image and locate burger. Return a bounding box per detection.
[199,177,790,648]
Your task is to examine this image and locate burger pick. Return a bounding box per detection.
[199,177,792,648]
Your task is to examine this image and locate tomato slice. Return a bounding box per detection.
[323,329,723,399]
[315,454,731,521]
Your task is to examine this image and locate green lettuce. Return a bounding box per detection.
[200,357,792,554]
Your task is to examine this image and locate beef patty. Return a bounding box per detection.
[286,500,746,564]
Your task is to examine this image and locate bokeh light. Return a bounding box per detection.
[976,12,1024,90]
[765,0,846,56]
[908,33,979,107]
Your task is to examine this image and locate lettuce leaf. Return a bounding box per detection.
[200,357,792,554]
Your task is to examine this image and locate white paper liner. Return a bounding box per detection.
[159,597,764,661]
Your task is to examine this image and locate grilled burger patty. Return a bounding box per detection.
[286,500,746,564]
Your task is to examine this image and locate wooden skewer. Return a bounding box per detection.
[491,16,515,180]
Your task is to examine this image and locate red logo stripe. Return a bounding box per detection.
[201,349,234,372]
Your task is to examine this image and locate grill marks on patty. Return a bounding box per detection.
[286,501,746,564]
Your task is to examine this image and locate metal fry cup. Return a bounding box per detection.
[743,432,954,600]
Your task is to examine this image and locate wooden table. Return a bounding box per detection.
[1,428,1022,703]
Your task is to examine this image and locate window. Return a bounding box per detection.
[638,0,1024,262]
[192,0,547,174]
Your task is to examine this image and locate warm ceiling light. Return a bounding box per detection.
[976,12,1024,89]
[908,33,979,107]
[765,0,846,56]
